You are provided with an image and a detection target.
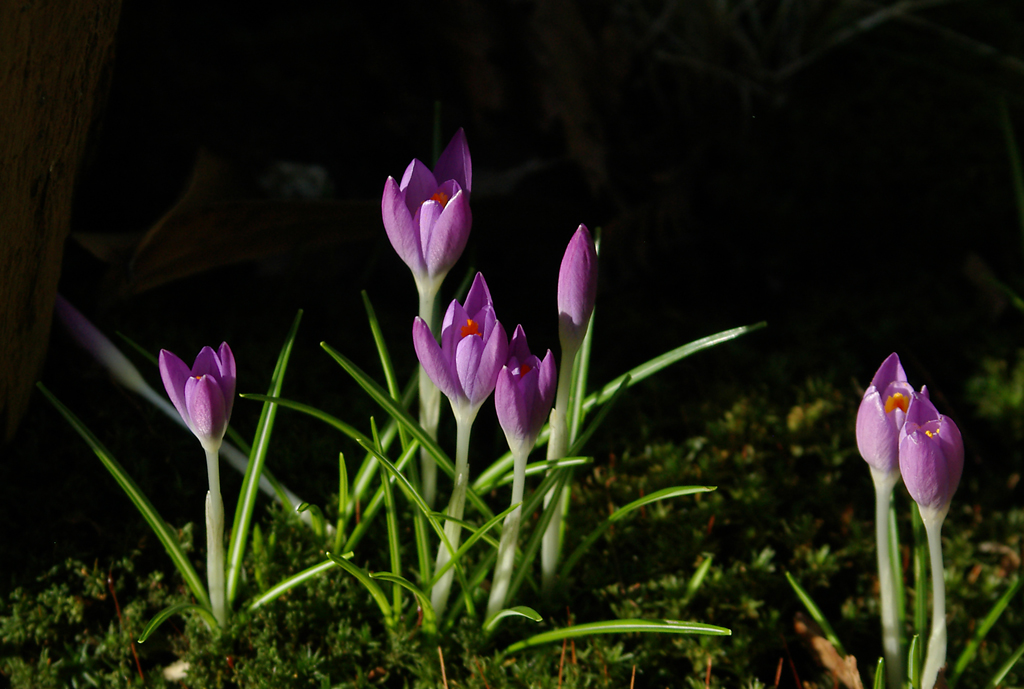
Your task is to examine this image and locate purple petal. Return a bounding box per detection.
[557,225,598,350]
[185,374,228,443]
[217,342,236,422]
[900,430,950,510]
[414,317,462,402]
[534,349,557,430]
[463,273,493,319]
[904,393,940,431]
[454,328,485,404]
[400,158,438,209]
[382,177,426,276]
[855,388,900,473]
[508,324,531,364]
[159,349,193,431]
[433,128,472,194]
[441,299,470,359]
[937,415,964,501]
[495,366,530,447]
[869,352,907,390]
[191,346,220,378]
[465,320,507,408]
[422,187,471,279]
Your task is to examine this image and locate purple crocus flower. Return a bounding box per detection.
[495,325,557,455]
[159,343,236,451]
[557,224,598,356]
[856,352,923,475]
[382,129,473,298]
[899,393,964,515]
[413,272,507,419]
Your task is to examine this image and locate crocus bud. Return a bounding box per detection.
[495,325,557,455]
[382,129,473,299]
[159,343,236,451]
[899,393,964,518]
[557,224,598,356]
[856,352,923,475]
[413,272,508,419]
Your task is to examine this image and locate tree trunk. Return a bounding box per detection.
[0,0,122,441]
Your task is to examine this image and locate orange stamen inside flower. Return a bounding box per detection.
[884,392,908,414]
[518,364,533,378]
[461,318,482,338]
[430,191,450,208]
[925,429,938,438]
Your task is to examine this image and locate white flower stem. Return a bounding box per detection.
[203,445,227,627]
[430,409,474,617]
[541,350,576,593]
[487,444,530,618]
[921,507,949,689]
[870,467,903,689]
[418,289,442,508]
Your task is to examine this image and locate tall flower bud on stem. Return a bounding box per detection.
[856,352,917,688]
[382,129,473,507]
[899,393,963,689]
[487,327,556,618]
[542,225,597,593]
[412,273,507,616]
[159,343,236,628]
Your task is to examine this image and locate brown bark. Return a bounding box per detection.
[0,0,122,441]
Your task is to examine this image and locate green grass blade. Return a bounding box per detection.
[484,606,542,632]
[505,618,731,654]
[138,603,217,643]
[888,500,906,654]
[343,441,418,552]
[686,555,714,600]
[567,374,630,456]
[371,417,403,617]
[320,342,493,520]
[296,503,326,540]
[984,638,1024,689]
[567,309,595,445]
[950,577,1024,687]
[240,394,373,446]
[370,572,437,637]
[785,571,846,657]
[247,558,346,611]
[37,384,211,611]
[428,503,522,587]
[908,634,922,688]
[560,486,716,580]
[474,322,767,493]
[334,452,349,553]
[355,439,477,618]
[912,504,928,638]
[226,309,302,606]
[326,552,394,626]
[491,456,592,487]
[504,470,571,607]
[362,291,411,452]
[873,657,885,689]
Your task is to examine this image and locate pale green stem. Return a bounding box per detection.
[871,467,903,689]
[486,444,530,618]
[541,349,576,593]
[921,507,949,689]
[430,407,475,616]
[203,444,227,627]
[418,289,442,508]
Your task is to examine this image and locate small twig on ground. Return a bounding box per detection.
[774,657,784,687]
[705,656,712,687]
[108,570,144,682]
[438,646,448,689]
[630,665,636,689]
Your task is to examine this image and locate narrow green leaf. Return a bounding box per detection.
[343,441,418,552]
[370,572,437,637]
[873,657,885,689]
[428,503,522,588]
[912,504,928,638]
[247,558,346,611]
[567,308,595,445]
[240,394,374,447]
[484,606,543,632]
[908,634,922,689]
[505,618,731,654]
[492,456,592,487]
[371,416,403,617]
[561,486,716,580]
[138,603,217,643]
[567,374,630,456]
[951,577,1024,687]
[473,322,767,493]
[362,291,411,452]
[334,452,349,554]
[686,555,713,600]
[888,500,906,655]
[320,342,493,520]
[503,470,571,609]
[326,552,394,625]
[785,571,846,657]
[226,309,302,606]
[296,503,325,540]
[355,439,477,618]
[984,638,1024,689]
[37,384,211,611]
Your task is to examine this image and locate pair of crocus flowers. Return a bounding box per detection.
[412,272,556,448]
[856,352,964,518]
